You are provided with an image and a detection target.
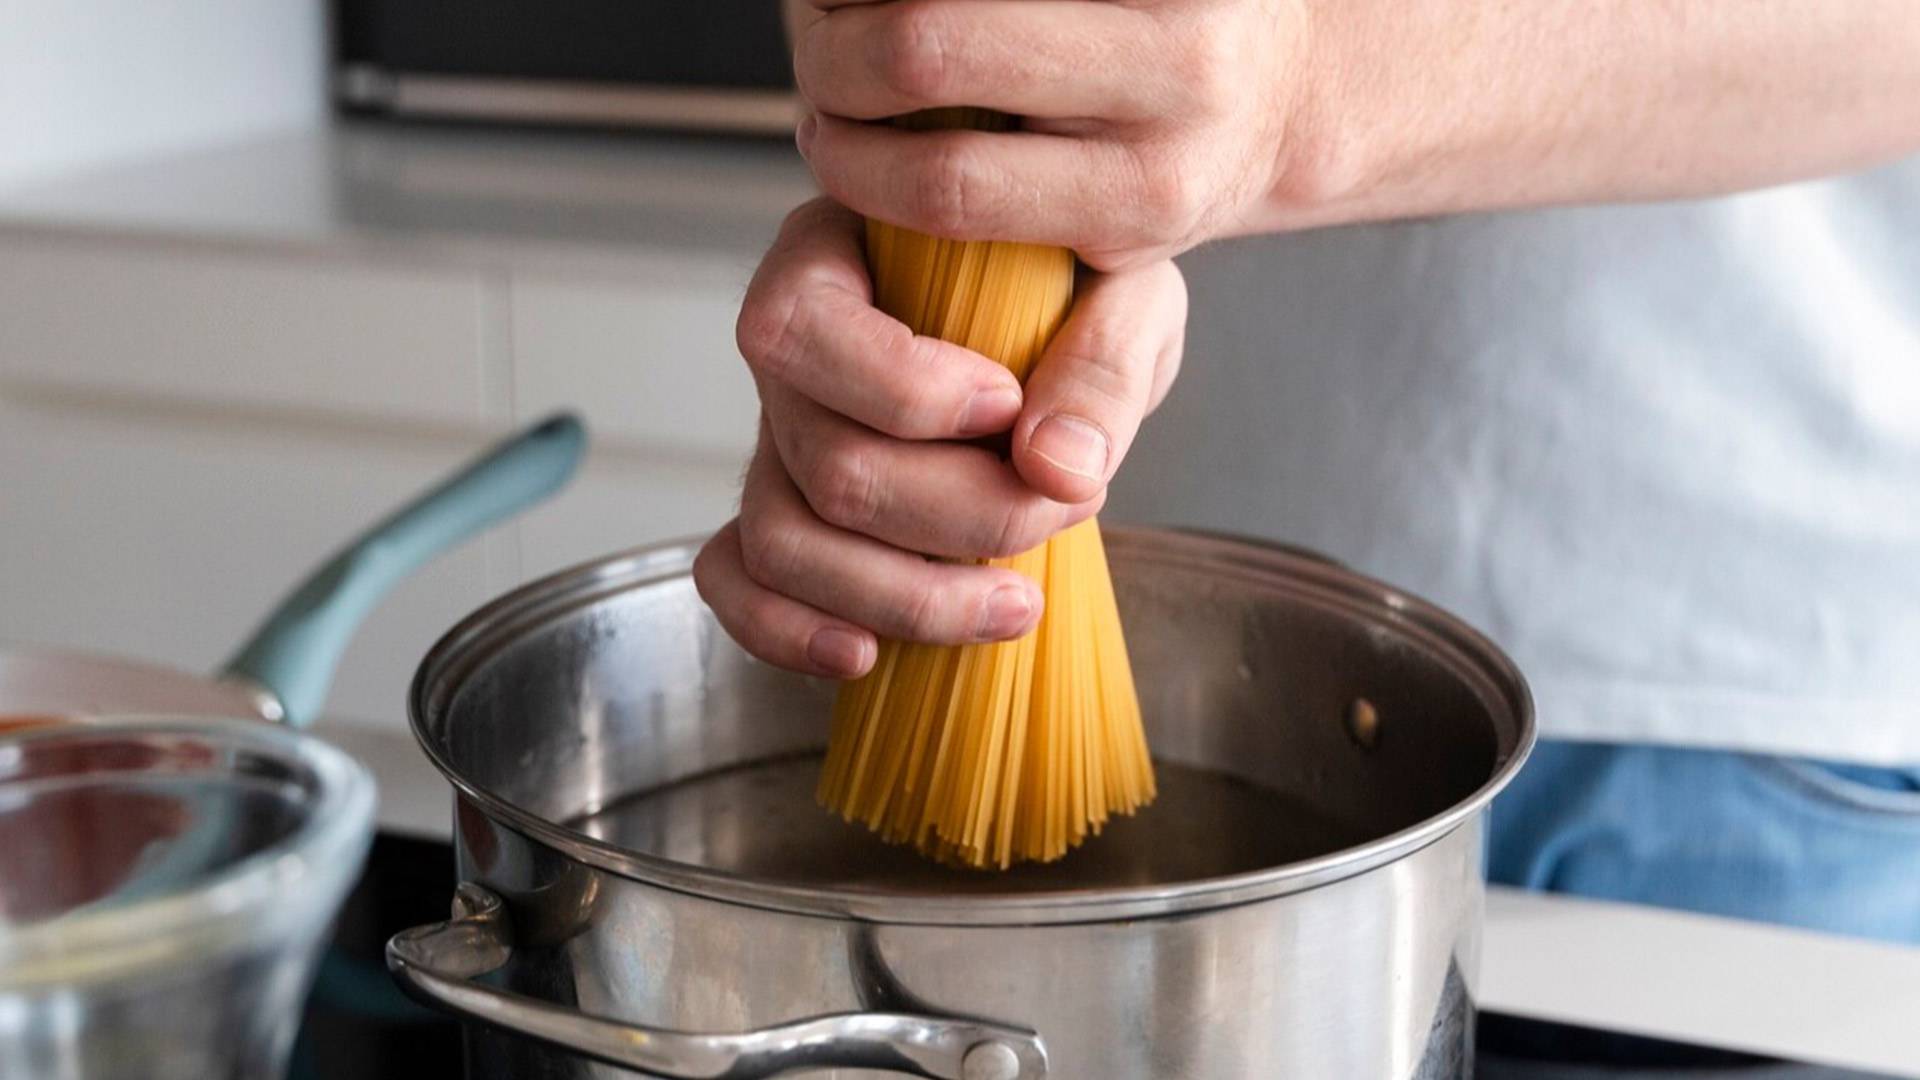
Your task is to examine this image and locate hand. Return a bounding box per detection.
[695,198,1187,678]
[790,0,1314,270]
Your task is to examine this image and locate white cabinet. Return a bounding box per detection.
[0,237,757,731]
[0,237,488,424]
[0,125,796,731]
[506,262,758,581]
[509,262,759,458]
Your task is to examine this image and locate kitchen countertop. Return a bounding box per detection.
[320,718,1920,1079]
[0,120,817,274]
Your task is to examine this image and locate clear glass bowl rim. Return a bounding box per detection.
[0,716,376,988]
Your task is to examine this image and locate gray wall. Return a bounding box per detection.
[0,0,324,190]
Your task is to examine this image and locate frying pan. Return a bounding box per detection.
[0,413,585,730]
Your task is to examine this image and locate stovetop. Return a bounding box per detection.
[293,834,1894,1080]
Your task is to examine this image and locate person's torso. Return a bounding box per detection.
[1110,157,1920,763]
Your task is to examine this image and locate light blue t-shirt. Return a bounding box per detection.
[1113,157,1920,764]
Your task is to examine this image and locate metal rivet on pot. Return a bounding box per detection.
[962,1040,1023,1080]
[1347,697,1380,750]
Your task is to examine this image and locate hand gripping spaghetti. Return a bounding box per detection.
[817,109,1157,869]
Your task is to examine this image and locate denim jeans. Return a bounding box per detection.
[1488,741,1920,944]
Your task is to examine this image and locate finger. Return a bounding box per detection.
[737,198,1024,440]
[736,442,1044,644]
[1014,260,1189,503]
[763,380,1103,559]
[794,1,1166,123]
[694,520,877,678]
[803,114,1161,258]
[1147,327,1185,416]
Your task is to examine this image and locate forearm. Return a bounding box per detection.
[1266,0,1920,231]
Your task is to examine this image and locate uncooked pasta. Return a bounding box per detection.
[817,109,1156,869]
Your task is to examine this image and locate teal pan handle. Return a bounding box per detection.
[221,413,586,728]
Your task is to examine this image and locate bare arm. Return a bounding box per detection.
[1272,0,1920,231]
[781,0,1920,264]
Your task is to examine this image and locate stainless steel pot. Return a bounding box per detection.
[389,528,1534,1079]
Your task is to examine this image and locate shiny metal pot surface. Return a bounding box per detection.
[389,528,1534,1080]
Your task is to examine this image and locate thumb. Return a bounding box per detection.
[1012,261,1188,504]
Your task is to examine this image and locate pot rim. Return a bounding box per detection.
[410,526,1535,926]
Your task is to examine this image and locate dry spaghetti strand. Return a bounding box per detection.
[816,108,1156,869]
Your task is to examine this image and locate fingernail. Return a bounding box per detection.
[1028,413,1111,481]
[978,584,1036,639]
[807,627,869,676]
[795,113,818,159]
[959,386,1022,436]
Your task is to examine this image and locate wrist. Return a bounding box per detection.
[1246,0,1525,236]
[1242,0,1390,236]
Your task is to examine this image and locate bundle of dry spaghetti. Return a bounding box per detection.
[817,108,1156,870]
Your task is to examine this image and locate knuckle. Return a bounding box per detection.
[987,501,1049,559]
[1075,245,1139,275]
[775,198,834,246]
[790,25,827,105]
[777,200,814,235]
[785,197,840,236]
[692,527,738,605]
[875,3,953,105]
[691,541,720,600]
[852,319,925,423]
[913,137,985,236]
[736,290,808,382]
[1112,145,1203,255]
[896,579,950,641]
[1067,329,1153,407]
[1141,162,1203,234]
[880,336,952,433]
[806,442,884,530]
[736,596,791,660]
[735,512,799,588]
[1175,26,1241,119]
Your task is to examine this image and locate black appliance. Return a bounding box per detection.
[331,0,797,135]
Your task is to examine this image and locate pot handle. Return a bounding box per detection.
[386,883,1048,1080]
